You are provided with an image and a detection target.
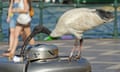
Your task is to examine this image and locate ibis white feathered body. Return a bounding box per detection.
[50,8,114,60]
[50,8,113,39]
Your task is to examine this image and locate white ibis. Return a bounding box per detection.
[50,8,114,61]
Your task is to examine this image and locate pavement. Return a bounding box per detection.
[0,39,120,72]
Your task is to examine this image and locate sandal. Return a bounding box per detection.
[2,52,14,61]
[75,55,81,59]
[4,50,11,53]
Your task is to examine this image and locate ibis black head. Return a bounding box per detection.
[96,9,114,21]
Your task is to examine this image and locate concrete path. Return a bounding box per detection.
[0,39,120,72]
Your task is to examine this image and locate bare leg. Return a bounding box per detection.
[2,25,22,60]
[8,28,15,51]
[76,38,83,59]
[20,28,26,42]
[69,38,79,61]
[23,24,35,45]
[20,24,35,45]
[8,25,23,58]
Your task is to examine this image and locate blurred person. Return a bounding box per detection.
[3,0,33,60]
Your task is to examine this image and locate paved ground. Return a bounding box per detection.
[0,39,120,72]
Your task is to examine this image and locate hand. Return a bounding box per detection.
[7,17,10,23]
[12,8,18,13]
[11,8,15,13]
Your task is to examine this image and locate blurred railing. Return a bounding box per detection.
[0,0,119,41]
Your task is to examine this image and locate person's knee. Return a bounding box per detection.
[14,31,21,39]
[10,29,15,35]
